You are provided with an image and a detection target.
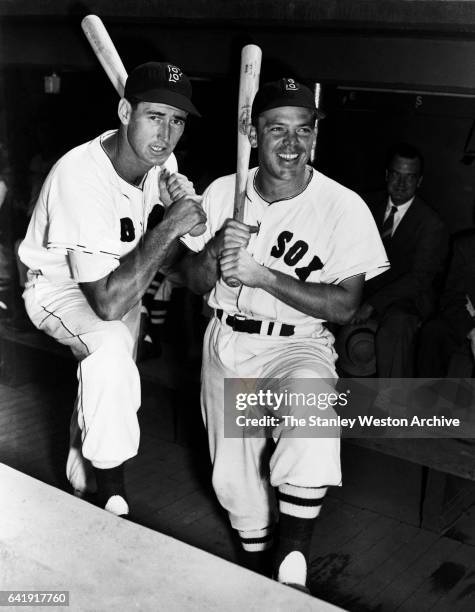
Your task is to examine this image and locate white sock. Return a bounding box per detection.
[104,495,129,517]
[277,551,307,586]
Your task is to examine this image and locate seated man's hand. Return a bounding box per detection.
[351,302,375,324]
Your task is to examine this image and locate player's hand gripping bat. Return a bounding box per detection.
[225,44,262,288]
[81,14,205,236]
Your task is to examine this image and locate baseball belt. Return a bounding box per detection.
[215,309,295,337]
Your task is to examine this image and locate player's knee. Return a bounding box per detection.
[211,466,236,503]
[97,320,135,356]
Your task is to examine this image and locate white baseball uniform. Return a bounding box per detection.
[19,130,177,491]
[184,166,389,531]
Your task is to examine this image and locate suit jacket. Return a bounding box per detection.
[363,192,448,319]
[439,229,475,342]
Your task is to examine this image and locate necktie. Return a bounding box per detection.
[381,205,397,242]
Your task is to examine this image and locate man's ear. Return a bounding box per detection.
[417,175,423,188]
[118,98,132,126]
[249,125,258,149]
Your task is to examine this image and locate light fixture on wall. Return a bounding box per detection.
[44,72,61,94]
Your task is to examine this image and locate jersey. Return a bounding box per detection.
[19,130,177,287]
[184,166,389,328]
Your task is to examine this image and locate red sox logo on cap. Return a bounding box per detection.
[284,78,299,91]
[167,64,183,84]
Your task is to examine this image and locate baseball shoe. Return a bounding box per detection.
[104,494,129,517]
[275,551,310,594]
[93,464,130,518]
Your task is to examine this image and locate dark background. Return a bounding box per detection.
[1,1,475,231]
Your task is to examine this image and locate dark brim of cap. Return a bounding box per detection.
[132,88,201,117]
[253,97,325,121]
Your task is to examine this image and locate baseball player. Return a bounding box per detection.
[18,62,205,516]
[178,79,389,590]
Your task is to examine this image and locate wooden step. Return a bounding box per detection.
[0,463,343,612]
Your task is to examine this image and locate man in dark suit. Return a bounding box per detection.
[350,143,448,377]
[417,229,475,377]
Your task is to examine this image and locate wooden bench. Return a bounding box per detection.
[323,370,475,531]
[341,436,475,533]
[0,320,75,386]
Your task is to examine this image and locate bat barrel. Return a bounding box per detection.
[81,15,127,97]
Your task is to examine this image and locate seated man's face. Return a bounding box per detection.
[386,155,422,205]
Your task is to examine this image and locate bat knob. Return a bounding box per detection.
[225,277,241,288]
[188,222,207,237]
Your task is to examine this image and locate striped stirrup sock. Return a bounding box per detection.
[238,526,274,552]
[238,526,274,576]
[275,484,328,585]
[278,483,327,519]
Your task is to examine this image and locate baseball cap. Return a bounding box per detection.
[252,78,325,121]
[124,62,201,117]
[335,321,378,377]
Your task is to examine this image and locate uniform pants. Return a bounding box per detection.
[23,276,141,490]
[201,317,341,532]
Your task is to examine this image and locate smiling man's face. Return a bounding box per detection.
[253,106,316,184]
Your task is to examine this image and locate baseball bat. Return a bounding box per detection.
[81,15,205,237]
[81,15,127,97]
[226,44,262,288]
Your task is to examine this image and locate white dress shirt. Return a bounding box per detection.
[383,196,414,236]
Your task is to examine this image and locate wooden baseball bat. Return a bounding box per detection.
[81,15,205,237]
[226,44,262,288]
[81,15,127,97]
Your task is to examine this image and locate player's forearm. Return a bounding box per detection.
[178,241,220,295]
[81,220,181,320]
[257,267,358,324]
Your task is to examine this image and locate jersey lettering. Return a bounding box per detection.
[270,231,293,258]
[271,231,323,281]
[295,255,324,281]
[120,217,135,242]
[284,240,308,266]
